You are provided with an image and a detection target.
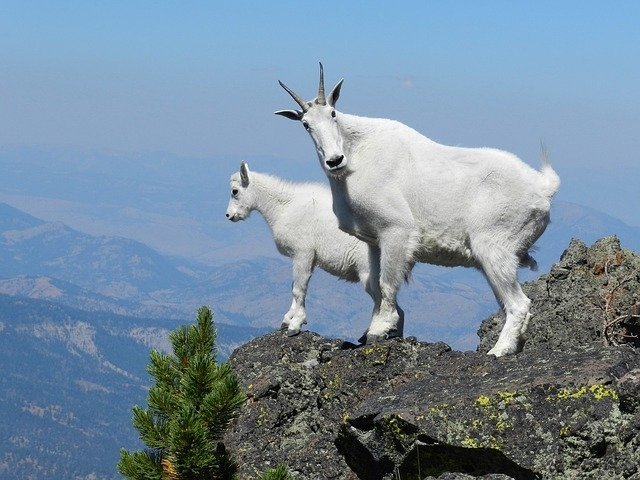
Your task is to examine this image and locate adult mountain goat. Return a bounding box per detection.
[275,64,560,356]
[226,162,390,337]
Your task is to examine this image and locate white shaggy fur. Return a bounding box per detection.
[226,162,382,336]
[276,65,560,356]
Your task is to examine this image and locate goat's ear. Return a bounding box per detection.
[274,109,303,121]
[240,162,250,187]
[327,79,344,107]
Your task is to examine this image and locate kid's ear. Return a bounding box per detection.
[240,162,250,187]
[274,109,303,121]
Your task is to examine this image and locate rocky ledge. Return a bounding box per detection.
[225,237,640,480]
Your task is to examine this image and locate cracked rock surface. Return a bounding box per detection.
[225,237,640,479]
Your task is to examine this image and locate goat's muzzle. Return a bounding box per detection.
[326,155,344,170]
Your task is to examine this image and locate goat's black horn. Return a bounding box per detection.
[278,80,308,112]
[317,62,326,105]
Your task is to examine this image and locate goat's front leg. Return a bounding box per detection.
[359,244,382,343]
[281,253,314,337]
[281,298,297,327]
[365,228,412,343]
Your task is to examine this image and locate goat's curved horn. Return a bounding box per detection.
[278,80,308,112]
[317,62,326,105]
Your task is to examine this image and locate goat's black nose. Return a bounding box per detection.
[326,155,344,169]
[225,213,230,218]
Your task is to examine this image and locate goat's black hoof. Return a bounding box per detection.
[362,330,403,344]
[286,328,301,337]
[365,334,385,344]
[386,329,402,340]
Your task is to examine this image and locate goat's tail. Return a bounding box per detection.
[538,145,560,199]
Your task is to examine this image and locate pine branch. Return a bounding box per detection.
[131,406,168,450]
[117,449,163,480]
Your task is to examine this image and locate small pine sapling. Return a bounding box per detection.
[118,306,245,480]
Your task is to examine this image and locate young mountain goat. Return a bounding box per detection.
[226,162,388,337]
[275,64,560,356]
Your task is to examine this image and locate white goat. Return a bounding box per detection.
[275,64,560,356]
[225,162,384,337]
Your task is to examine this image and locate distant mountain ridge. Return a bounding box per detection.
[0,275,175,318]
[0,202,43,231]
[0,202,202,294]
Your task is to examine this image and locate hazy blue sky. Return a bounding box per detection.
[1,1,639,224]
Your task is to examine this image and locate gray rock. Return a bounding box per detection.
[225,237,640,479]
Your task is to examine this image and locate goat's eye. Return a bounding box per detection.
[232,188,239,197]
[302,121,310,130]
[331,110,336,118]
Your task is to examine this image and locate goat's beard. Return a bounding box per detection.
[325,165,350,181]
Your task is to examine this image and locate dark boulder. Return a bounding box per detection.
[225,237,640,479]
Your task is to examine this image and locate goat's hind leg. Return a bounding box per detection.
[475,243,531,356]
[282,253,314,337]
